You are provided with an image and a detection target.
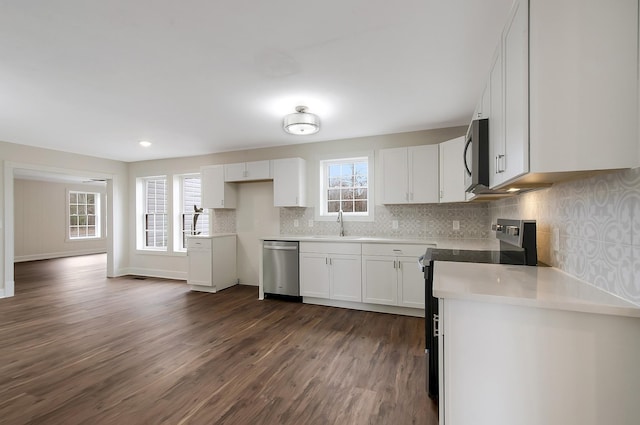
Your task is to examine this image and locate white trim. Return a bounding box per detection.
[302,297,425,318]
[315,151,375,222]
[0,288,5,298]
[124,267,187,281]
[4,161,118,294]
[66,189,102,241]
[14,249,107,263]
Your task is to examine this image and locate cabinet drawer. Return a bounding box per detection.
[187,237,212,250]
[361,243,432,257]
[300,242,361,255]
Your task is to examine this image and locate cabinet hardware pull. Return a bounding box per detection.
[497,154,505,173]
[433,314,441,337]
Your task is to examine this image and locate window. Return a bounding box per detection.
[178,175,209,250]
[69,191,100,239]
[143,177,167,249]
[319,155,373,220]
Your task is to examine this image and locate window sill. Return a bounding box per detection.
[314,213,375,223]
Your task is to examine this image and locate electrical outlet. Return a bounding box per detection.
[392,220,399,230]
[453,220,460,230]
[308,220,314,228]
[293,219,299,227]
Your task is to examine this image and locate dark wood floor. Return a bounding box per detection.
[0,254,437,425]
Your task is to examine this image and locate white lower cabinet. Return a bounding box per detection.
[299,241,430,313]
[361,243,429,309]
[361,255,425,308]
[397,257,425,308]
[299,242,362,302]
[187,235,237,292]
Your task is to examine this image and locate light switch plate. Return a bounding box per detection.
[308,220,314,228]
[453,220,460,230]
[392,220,399,229]
[293,219,299,227]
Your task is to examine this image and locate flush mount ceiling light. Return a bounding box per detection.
[283,106,320,135]
[139,140,152,147]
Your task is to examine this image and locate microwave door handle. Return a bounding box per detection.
[463,137,472,176]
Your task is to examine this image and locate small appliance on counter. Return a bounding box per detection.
[419,218,541,401]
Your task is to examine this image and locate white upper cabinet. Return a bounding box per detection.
[272,157,306,207]
[499,0,529,186]
[485,0,638,189]
[439,136,466,203]
[488,45,504,187]
[381,145,439,204]
[201,165,236,209]
[224,160,272,182]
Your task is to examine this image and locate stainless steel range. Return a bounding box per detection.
[420,218,541,401]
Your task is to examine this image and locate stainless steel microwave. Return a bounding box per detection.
[463,118,489,193]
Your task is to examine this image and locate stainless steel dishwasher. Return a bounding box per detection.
[263,240,299,297]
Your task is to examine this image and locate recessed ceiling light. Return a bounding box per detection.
[139,140,152,147]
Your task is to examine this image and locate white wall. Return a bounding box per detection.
[14,179,108,262]
[236,181,279,285]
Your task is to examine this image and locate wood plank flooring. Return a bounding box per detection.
[0,254,437,424]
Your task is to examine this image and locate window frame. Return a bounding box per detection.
[67,190,102,240]
[173,174,209,252]
[137,176,169,252]
[316,152,375,222]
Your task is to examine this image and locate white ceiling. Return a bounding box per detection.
[0,0,513,163]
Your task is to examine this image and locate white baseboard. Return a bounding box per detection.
[123,267,187,281]
[0,288,5,298]
[302,297,425,318]
[14,249,107,263]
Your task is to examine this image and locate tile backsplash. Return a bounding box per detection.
[280,203,491,240]
[211,209,236,234]
[490,167,640,305]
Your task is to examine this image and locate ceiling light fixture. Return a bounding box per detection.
[283,106,320,135]
[139,140,152,147]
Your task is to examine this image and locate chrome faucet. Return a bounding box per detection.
[337,209,344,237]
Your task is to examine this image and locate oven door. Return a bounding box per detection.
[422,256,439,401]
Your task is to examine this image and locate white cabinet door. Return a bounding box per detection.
[380,147,409,204]
[300,253,330,298]
[488,46,504,188]
[224,163,247,182]
[362,256,398,305]
[500,0,529,185]
[330,254,362,302]
[246,160,271,180]
[187,247,212,286]
[480,81,490,119]
[397,257,425,309]
[201,165,236,209]
[381,145,438,204]
[224,160,272,182]
[439,136,466,203]
[273,158,306,207]
[410,145,439,204]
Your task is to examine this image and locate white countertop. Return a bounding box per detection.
[433,261,640,318]
[261,235,499,249]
